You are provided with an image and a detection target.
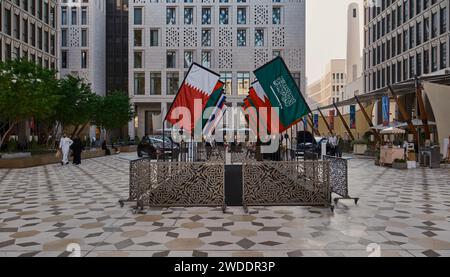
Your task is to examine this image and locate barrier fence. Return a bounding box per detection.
[323,155,359,204]
[242,160,332,210]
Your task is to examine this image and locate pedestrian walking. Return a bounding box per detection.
[59,134,73,165]
[71,136,84,165]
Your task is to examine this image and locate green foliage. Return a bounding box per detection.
[53,75,100,129]
[6,139,18,153]
[0,59,60,124]
[394,158,406,163]
[93,91,133,132]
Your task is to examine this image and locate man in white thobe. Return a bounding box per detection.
[59,134,73,165]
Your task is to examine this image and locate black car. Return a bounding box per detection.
[295,131,317,156]
[137,135,179,158]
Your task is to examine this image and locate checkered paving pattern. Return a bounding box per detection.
[0,155,450,257]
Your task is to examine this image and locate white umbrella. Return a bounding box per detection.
[380,127,406,134]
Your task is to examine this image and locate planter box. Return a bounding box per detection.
[407,161,417,169]
[393,162,407,170]
[353,144,368,155]
[0,152,32,159]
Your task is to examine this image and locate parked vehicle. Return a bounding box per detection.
[137,135,179,158]
[295,131,317,156]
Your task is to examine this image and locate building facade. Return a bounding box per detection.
[306,59,347,111]
[0,0,58,68]
[58,0,106,96]
[106,0,129,94]
[128,0,306,138]
[364,0,449,93]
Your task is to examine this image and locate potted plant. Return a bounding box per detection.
[392,158,407,169]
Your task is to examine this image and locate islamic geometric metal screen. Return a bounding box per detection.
[130,159,225,209]
[242,161,331,207]
[323,156,349,198]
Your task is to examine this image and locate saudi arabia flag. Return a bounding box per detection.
[253,57,309,131]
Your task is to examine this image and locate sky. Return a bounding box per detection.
[306,0,365,85]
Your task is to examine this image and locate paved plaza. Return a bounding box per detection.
[0,155,449,257]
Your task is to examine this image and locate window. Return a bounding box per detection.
[292,72,301,88]
[237,8,246,24]
[71,7,77,25]
[61,29,67,47]
[184,8,193,25]
[424,17,430,42]
[30,23,35,47]
[237,29,246,46]
[202,8,211,25]
[150,29,159,46]
[134,52,143,68]
[167,72,179,95]
[184,51,193,68]
[167,51,176,68]
[134,7,143,25]
[22,19,28,43]
[219,8,229,25]
[81,51,88,68]
[237,72,250,95]
[431,46,437,72]
[273,7,281,24]
[81,7,87,25]
[134,73,145,95]
[416,53,422,76]
[440,42,447,69]
[202,29,211,47]
[255,29,264,47]
[134,29,142,46]
[61,7,67,25]
[431,12,437,38]
[202,51,212,68]
[13,14,20,39]
[424,49,430,74]
[150,73,161,95]
[409,56,415,78]
[416,22,422,45]
[61,51,68,69]
[167,8,176,25]
[441,7,447,34]
[81,29,87,47]
[220,72,232,95]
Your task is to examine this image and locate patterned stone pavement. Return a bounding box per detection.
[0,155,449,257]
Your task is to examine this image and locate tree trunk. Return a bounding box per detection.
[71,125,80,138]
[0,121,18,151]
[76,122,89,137]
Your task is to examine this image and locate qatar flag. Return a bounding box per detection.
[165,63,220,133]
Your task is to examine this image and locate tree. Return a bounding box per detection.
[52,75,100,138]
[0,59,60,149]
[93,91,134,142]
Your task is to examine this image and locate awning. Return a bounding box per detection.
[314,72,450,111]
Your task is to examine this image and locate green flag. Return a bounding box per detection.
[253,57,309,129]
[197,81,224,131]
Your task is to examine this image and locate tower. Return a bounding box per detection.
[346,2,361,83]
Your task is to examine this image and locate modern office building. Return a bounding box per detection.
[0,0,58,143]
[363,0,449,93]
[58,0,106,96]
[306,59,347,111]
[363,0,450,153]
[0,0,58,67]
[106,0,129,94]
[127,0,306,138]
[58,0,106,139]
